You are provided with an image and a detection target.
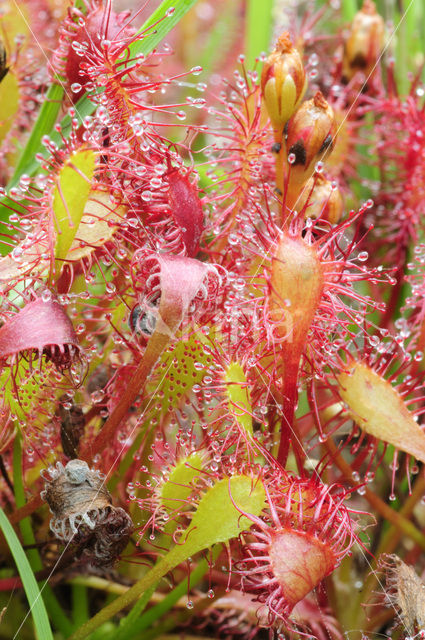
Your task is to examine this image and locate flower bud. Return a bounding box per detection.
[261,32,307,131]
[297,174,344,224]
[342,0,385,82]
[284,91,337,186]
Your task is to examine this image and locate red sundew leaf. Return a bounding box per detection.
[167,169,204,257]
[0,297,80,370]
[62,4,134,102]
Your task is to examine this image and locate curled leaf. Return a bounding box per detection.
[132,252,223,337]
[0,297,81,372]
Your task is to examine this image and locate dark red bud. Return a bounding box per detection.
[167,169,204,257]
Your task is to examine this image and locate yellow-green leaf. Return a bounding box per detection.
[1,358,55,427]
[53,149,96,271]
[146,332,213,422]
[160,452,205,512]
[68,191,125,261]
[170,474,265,562]
[337,361,425,463]
[224,361,253,436]
[0,72,19,145]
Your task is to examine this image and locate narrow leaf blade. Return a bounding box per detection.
[0,507,54,640]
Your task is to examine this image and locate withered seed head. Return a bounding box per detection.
[379,553,425,634]
[42,460,111,538]
[41,460,133,566]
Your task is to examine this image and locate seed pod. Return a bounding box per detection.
[41,460,133,566]
[284,91,337,187]
[261,32,307,132]
[342,0,385,83]
[297,174,344,224]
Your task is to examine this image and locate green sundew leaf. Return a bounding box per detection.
[0,72,19,146]
[224,361,253,436]
[169,475,266,560]
[160,452,205,512]
[146,332,214,420]
[110,333,212,492]
[0,507,54,640]
[337,361,425,463]
[245,0,274,68]
[53,149,96,272]
[1,358,55,427]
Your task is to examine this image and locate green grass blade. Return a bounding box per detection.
[8,82,64,190]
[130,0,200,57]
[12,437,74,637]
[0,507,54,640]
[245,0,274,68]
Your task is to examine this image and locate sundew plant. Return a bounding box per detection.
[0,0,425,639]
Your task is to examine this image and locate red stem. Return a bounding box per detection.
[276,353,305,472]
[80,331,171,463]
